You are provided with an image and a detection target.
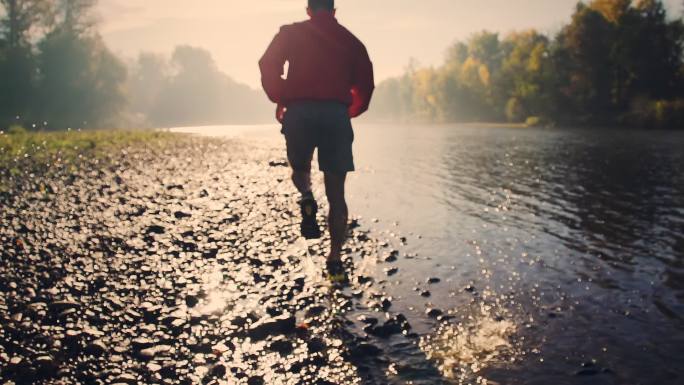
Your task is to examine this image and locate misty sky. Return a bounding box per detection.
[98,0,684,89]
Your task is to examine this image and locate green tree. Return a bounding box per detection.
[498,31,554,122]
[0,0,53,49]
[128,52,169,123]
[0,0,53,127]
[147,46,271,126]
[36,0,127,129]
[555,0,684,124]
[56,0,96,33]
[627,0,683,99]
[557,3,615,123]
[149,46,223,126]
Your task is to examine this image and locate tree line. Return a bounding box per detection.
[0,0,270,131]
[370,0,684,128]
[3,0,683,130]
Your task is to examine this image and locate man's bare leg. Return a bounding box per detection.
[292,169,312,194]
[324,172,348,261]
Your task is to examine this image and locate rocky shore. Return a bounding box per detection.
[0,136,435,385]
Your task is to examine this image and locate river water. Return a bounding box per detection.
[174,123,684,385]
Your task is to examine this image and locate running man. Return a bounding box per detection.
[259,0,374,281]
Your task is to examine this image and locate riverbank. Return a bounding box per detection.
[0,134,438,384]
[0,128,172,168]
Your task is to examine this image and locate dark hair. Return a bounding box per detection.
[308,0,334,11]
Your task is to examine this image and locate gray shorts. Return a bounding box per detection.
[281,101,355,174]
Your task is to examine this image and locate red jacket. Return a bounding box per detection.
[259,12,375,119]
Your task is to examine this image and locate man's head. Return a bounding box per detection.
[307,0,335,15]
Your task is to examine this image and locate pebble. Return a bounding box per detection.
[210,363,227,378]
[426,308,443,318]
[85,340,108,356]
[349,343,382,358]
[49,300,80,313]
[248,375,265,385]
[269,339,294,356]
[248,314,296,341]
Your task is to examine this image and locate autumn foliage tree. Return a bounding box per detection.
[370,0,684,128]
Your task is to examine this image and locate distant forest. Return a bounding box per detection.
[0,0,271,131]
[369,0,684,128]
[2,1,683,130]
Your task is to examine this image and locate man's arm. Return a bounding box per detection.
[348,43,375,118]
[259,27,288,104]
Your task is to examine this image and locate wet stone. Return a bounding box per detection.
[85,340,108,356]
[146,224,166,234]
[307,337,327,353]
[269,339,294,356]
[138,347,158,360]
[248,375,265,385]
[48,300,80,313]
[132,337,156,350]
[248,314,296,341]
[357,315,378,326]
[58,307,78,318]
[112,373,138,385]
[268,160,288,167]
[185,295,199,308]
[174,211,192,219]
[305,305,327,318]
[426,308,443,318]
[349,343,382,358]
[35,355,57,374]
[368,320,404,338]
[210,363,227,378]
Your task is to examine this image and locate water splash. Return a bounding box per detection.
[420,304,519,384]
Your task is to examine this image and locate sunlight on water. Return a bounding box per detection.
[420,304,519,384]
[196,268,236,315]
[199,290,233,315]
[169,124,279,139]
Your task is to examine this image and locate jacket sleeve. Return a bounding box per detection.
[259,27,288,104]
[348,43,375,118]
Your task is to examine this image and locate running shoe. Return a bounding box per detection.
[326,259,348,284]
[299,196,321,239]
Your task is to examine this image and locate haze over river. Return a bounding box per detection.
[173,123,684,385]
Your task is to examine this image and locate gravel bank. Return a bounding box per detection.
[0,136,432,385]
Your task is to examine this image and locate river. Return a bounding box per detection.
[173,123,684,385]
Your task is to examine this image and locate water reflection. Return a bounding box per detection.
[349,125,684,384]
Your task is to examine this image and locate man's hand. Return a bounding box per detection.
[348,87,364,118]
[276,104,287,123]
